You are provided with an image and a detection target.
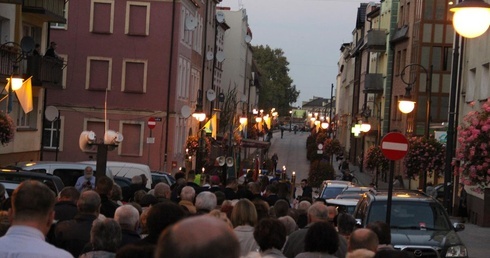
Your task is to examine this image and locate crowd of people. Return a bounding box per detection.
[0,167,412,258]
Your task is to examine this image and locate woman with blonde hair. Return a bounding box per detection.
[231,199,260,256]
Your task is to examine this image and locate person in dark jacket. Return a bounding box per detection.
[53,190,101,257]
[54,186,80,222]
[96,176,120,218]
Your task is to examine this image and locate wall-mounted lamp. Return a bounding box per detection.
[360,122,371,132]
[321,121,329,129]
[450,0,490,38]
[239,116,247,124]
[255,117,262,123]
[192,111,206,122]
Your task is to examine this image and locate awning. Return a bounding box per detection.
[240,139,271,149]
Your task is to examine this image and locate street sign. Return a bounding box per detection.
[147,117,156,130]
[381,132,409,160]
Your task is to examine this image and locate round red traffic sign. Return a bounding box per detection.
[381,132,409,161]
[147,117,156,130]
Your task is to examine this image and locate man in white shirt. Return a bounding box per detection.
[75,166,96,192]
[0,180,73,257]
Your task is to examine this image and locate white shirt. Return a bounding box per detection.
[0,225,73,258]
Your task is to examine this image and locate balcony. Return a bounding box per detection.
[363,73,383,93]
[365,29,386,52]
[27,56,64,89]
[0,46,63,89]
[1,0,66,23]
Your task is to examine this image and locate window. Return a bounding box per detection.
[51,2,69,29]
[90,0,114,34]
[125,2,150,36]
[465,68,476,102]
[16,97,38,129]
[42,117,63,150]
[121,59,147,93]
[178,57,191,99]
[119,121,144,156]
[480,63,490,100]
[86,57,112,91]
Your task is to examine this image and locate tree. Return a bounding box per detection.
[252,45,300,115]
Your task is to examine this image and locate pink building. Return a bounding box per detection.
[44,0,221,174]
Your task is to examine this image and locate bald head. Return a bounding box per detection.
[155,216,240,258]
[348,228,379,252]
[77,190,101,214]
[114,204,140,231]
[180,186,195,202]
[307,202,329,223]
[154,182,171,199]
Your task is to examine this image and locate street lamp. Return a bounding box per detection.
[450,0,490,38]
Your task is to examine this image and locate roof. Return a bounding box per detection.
[368,190,432,201]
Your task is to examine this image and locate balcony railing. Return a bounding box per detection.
[363,73,384,93]
[1,0,66,23]
[365,29,387,52]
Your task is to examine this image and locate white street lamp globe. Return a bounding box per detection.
[398,100,416,114]
[321,122,329,129]
[450,0,490,38]
[360,123,371,132]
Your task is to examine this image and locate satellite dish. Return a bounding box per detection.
[45,106,59,122]
[244,35,252,43]
[181,105,192,118]
[185,16,197,31]
[216,11,225,23]
[79,131,96,152]
[206,51,214,61]
[216,51,225,62]
[207,89,216,101]
[226,157,234,167]
[20,36,35,53]
[217,156,226,166]
[104,130,124,145]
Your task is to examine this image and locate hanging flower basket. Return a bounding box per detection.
[404,136,445,179]
[455,98,490,190]
[365,145,389,172]
[0,112,15,146]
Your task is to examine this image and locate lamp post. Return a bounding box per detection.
[400,63,433,192]
[193,90,206,174]
[444,0,490,212]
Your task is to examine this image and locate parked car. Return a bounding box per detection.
[326,198,359,215]
[319,180,354,199]
[151,171,175,188]
[353,189,467,258]
[0,170,65,195]
[12,161,112,188]
[80,161,152,189]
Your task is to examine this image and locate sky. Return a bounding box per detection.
[218,0,369,108]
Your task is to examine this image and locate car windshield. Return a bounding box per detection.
[321,186,345,199]
[367,201,451,231]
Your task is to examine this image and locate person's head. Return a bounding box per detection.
[348,228,379,253]
[300,179,308,188]
[187,170,196,181]
[114,204,140,231]
[131,175,143,185]
[210,175,221,186]
[304,221,339,254]
[84,166,94,180]
[367,221,391,245]
[146,202,185,239]
[252,199,270,221]
[77,190,101,214]
[133,190,147,204]
[298,200,312,211]
[273,199,290,218]
[96,176,114,196]
[226,178,238,190]
[50,41,57,49]
[253,218,287,251]
[214,191,226,206]
[337,213,357,236]
[116,243,154,258]
[195,191,217,212]
[90,218,122,252]
[266,184,277,195]
[208,210,233,229]
[156,216,240,258]
[154,182,171,199]
[111,184,123,202]
[139,194,158,207]
[10,180,56,235]
[140,174,148,186]
[58,186,80,203]
[231,199,258,227]
[180,186,196,202]
[326,206,338,223]
[247,182,261,195]
[307,202,329,223]
[278,215,297,235]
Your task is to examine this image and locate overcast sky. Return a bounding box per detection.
[218,0,368,108]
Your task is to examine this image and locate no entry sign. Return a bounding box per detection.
[147,117,156,130]
[381,132,409,160]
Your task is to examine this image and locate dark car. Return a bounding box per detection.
[353,189,467,258]
[151,171,175,188]
[0,170,65,195]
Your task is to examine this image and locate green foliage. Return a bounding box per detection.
[306,135,318,161]
[219,87,238,137]
[252,45,300,115]
[309,159,335,188]
[323,138,342,157]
